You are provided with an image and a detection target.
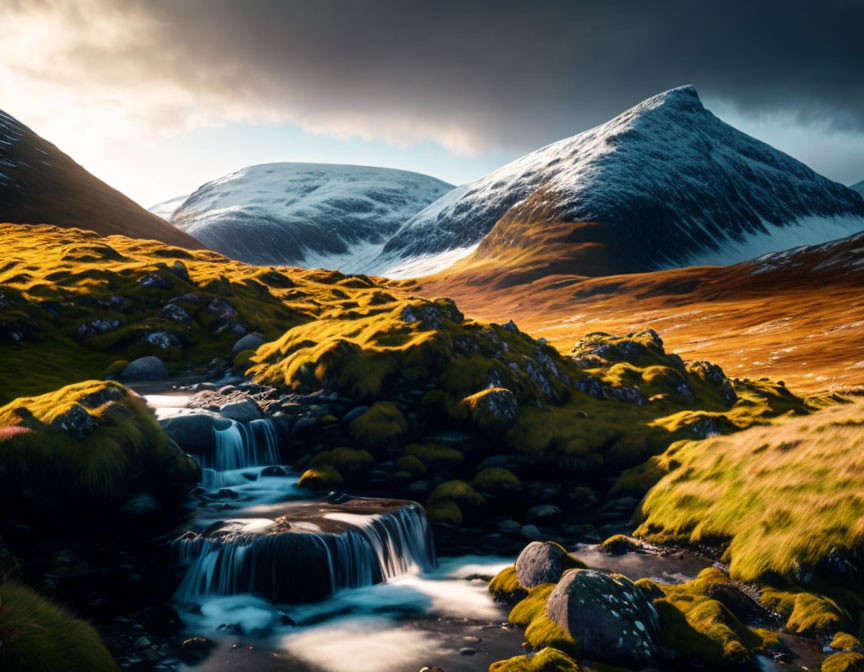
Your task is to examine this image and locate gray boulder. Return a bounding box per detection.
[515,541,577,587]
[546,569,659,666]
[161,413,216,452]
[233,333,266,354]
[121,356,168,382]
[219,399,262,422]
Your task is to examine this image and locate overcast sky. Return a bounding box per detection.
[1,0,862,207]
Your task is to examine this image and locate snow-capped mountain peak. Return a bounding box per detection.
[378,85,864,276]
[159,162,454,272]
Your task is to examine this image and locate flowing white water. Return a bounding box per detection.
[201,419,280,489]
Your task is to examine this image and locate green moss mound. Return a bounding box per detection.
[0,581,118,672]
[490,566,528,604]
[348,402,408,448]
[637,569,773,667]
[405,443,463,469]
[298,465,343,489]
[425,480,485,526]
[0,380,197,520]
[489,647,581,672]
[310,447,374,473]
[823,652,864,672]
[509,584,579,658]
[472,467,521,494]
[759,587,850,636]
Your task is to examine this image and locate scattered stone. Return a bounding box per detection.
[546,569,660,666]
[261,466,288,477]
[146,331,182,350]
[219,399,262,422]
[50,403,95,440]
[498,520,522,535]
[161,414,215,452]
[233,333,266,354]
[168,260,190,281]
[121,356,168,382]
[515,541,580,588]
[137,273,174,289]
[520,524,543,541]
[526,504,562,521]
[161,303,191,323]
[342,405,370,423]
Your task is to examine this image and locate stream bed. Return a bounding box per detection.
[141,389,823,672]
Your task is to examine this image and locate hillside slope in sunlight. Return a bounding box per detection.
[400,230,864,394]
[0,110,202,249]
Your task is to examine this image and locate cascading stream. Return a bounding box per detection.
[201,418,280,489]
[175,414,438,607]
[174,505,437,604]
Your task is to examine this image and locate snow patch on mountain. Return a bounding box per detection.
[379,86,864,274]
[682,214,864,267]
[150,194,189,220]
[163,163,454,270]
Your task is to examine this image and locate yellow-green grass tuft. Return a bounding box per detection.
[298,465,343,489]
[823,652,864,672]
[489,566,528,604]
[489,647,581,672]
[635,402,864,584]
[638,569,771,666]
[759,587,850,636]
[0,581,118,672]
[509,584,579,658]
[0,380,197,515]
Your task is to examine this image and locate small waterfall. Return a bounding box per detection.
[174,505,437,604]
[201,418,280,489]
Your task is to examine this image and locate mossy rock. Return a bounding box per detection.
[824,652,864,672]
[298,465,343,489]
[104,359,128,378]
[509,584,580,658]
[489,565,528,604]
[599,535,641,555]
[425,500,463,527]
[759,587,850,636]
[0,581,118,672]
[348,402,408,449]
[0,380,198,523]
[831,633,864,653]
[642,568,775,667]
[406,443,463,470]
[394,454,426,476]
[460,387,518,435]
[425,480,485,527]
[489,647,581,672]
[310,447,374,473]
[472,467,520,494]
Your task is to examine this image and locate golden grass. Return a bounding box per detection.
[635,401,864,584]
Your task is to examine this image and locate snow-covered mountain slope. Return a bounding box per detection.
[150,194,189,220]
[379,86,864,277]
[162,163,453,272]
[0,110,202,249]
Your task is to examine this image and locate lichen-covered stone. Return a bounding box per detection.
[515,541,584,588]
[546,568,659,666]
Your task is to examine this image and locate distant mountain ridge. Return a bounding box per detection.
[0,110,202,249]
[158,163,453,272]
[852,180,864,196]
[378,86,864,279]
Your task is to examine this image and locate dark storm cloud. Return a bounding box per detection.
[133,0,864,153]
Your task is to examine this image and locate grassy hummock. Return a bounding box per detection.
[0,380,197,521]
[0,581,118,672]
[634,401,864,585]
